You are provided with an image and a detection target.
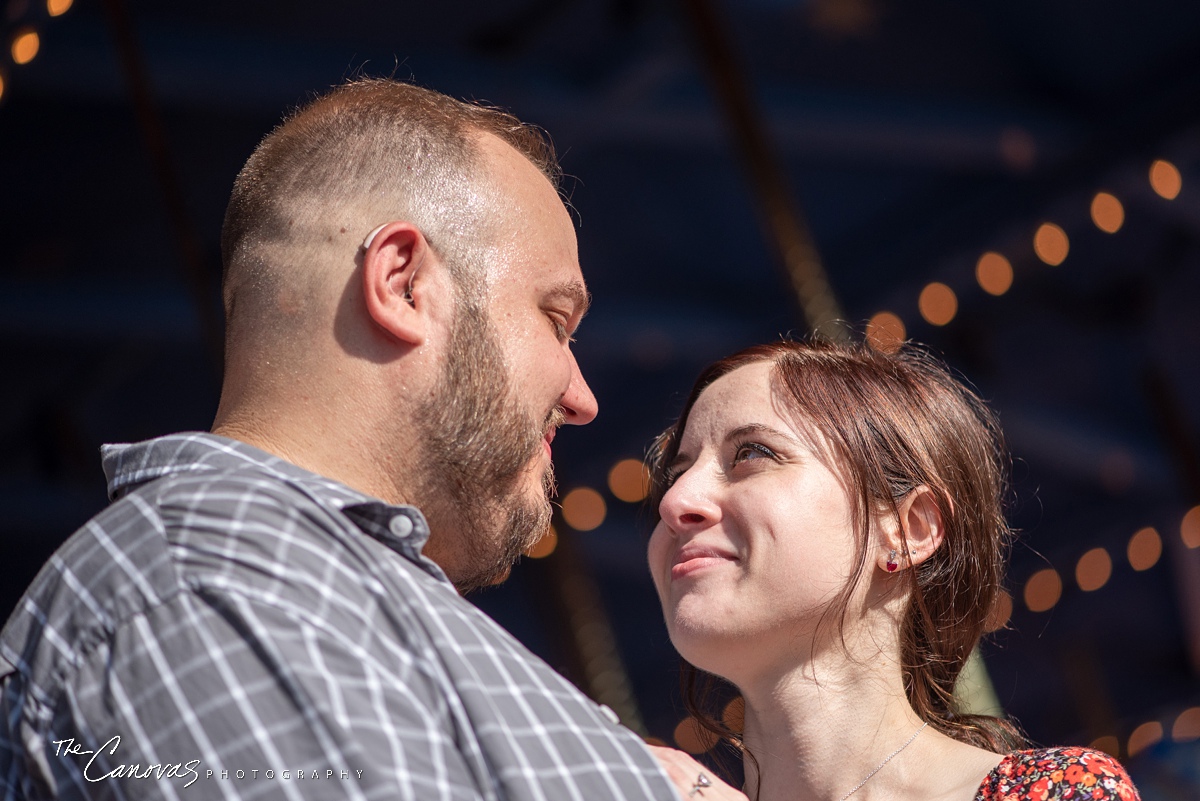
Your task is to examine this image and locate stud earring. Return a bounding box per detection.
[886,549,899,572]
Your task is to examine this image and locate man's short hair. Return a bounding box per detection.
[220,79,561,334]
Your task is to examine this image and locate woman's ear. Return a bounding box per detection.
[877,486,945,573]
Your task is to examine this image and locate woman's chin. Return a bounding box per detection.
[667,622,751,681]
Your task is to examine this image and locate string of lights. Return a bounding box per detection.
[1,0,75,105]
[865,157,1188,348]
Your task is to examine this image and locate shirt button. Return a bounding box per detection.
[390,515,414,538]
[597,704,620,725]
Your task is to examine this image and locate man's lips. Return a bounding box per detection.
[670,543,738,580]
[543,427,556,458]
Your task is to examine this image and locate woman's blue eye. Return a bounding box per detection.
[733,442,776,464]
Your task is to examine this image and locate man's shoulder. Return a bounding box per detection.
[0,464,375,681]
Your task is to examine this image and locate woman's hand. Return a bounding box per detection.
[648,745,748,801]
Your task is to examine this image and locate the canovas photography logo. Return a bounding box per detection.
[53,736,364,788]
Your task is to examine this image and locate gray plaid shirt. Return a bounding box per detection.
[0,433,676,801]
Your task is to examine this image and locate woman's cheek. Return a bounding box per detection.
[646,526,671,595]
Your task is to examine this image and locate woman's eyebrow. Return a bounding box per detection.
[723,423,798,445]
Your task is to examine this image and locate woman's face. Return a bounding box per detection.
[647,361,864,679]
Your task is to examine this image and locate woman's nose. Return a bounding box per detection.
[658,468,721,532]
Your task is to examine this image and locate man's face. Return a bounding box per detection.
[415,134,597,593]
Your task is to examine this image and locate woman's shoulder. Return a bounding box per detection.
[975,746,1140,801]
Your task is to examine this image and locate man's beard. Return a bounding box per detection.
[413,300,558,594]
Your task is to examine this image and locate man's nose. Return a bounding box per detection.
[561,353,598,425]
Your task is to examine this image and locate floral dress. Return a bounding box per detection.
[975,747,1140,800]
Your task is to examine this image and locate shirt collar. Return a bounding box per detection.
[101,433,443,580]
[103,431,375,508]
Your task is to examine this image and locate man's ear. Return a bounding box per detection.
[361,221,433,346]
[877,485,946,573]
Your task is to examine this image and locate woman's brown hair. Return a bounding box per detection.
[647,338,1025,755]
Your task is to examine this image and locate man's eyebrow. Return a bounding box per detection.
[546,281,591,319]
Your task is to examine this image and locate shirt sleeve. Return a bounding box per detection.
[1054,749,1140,801]
[998,747,1141,801]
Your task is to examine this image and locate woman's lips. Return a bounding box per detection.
[670,544,737,580]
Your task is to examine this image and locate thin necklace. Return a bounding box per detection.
[838,721,928,801]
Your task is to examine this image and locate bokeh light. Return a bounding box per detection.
[1099,449,1135,494]
[608,458,650,503]
[1149,160,1182,200]
[0,72,6,103]
[866,311,905,353]
[1089,735,1119,757]
[722,696,745,733]
[999,127,1036,171]
[1033,223,1069,266]
[984,590,1012,632]
[11,29,40,66]
[918,282,957,326]
[1075,547,1112,592]
[1127,527,1161,571]
[673,716,718,754]
[1090,192,1124,233]
[1182,505,1200,549]
[524,525,558,559]
[47,0,74,16]
[975,252,1013,296]
[1023,568,1062,612]
[561,487,606,531]
[1127,721,1162,756]
[1172,707,1200,741]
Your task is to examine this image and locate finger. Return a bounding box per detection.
[647,745,695,796]
[647,746,746,801]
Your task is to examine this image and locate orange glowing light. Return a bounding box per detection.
[976,252,1013,296]
[47,0,73,16]
[1172,707,1200,742]
[1182,505,1200,549]
[1033,223,1069,266]
[524,525,558,559]
[722,697,745,733]
[866,311,905,353]
[1090,192,1124,234]
[1149,160,1182,200]
[999,127,1037,171]
[984,590,1012,632]
[1023,568,1062,612]
[608,458,650,503]
[918,282,958,326]
[11,29,40,66]
[673,717,718,754]
[1075,548,1112,592]
[1127,527,1161,571]
[1127,721,1163,756]
[0,72,6,102]
[1089,735,1119,757]
[561,487,606,531]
